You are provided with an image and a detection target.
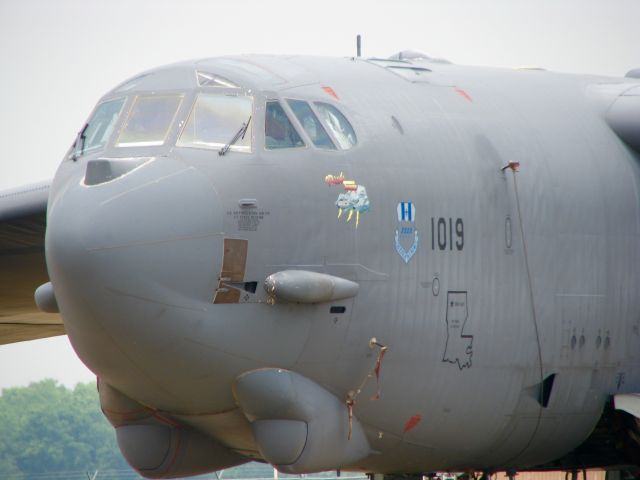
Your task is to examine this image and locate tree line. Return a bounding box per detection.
[0,380,352,480]
[0,379,130,479]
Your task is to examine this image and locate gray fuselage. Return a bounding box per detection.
[45,55,640,473]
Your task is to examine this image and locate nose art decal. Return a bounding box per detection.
[324,173,370,228]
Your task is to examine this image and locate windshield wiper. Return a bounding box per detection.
[79,123,89,156]
[71,123,89,162]
[219,116,251,156]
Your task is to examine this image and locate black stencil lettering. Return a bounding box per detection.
[456,218,464,250]
[437,218,446,250]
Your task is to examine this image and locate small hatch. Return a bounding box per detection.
[368,58,434,83]
[387,66,432,81]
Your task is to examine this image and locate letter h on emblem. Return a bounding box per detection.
[397,202,414,222]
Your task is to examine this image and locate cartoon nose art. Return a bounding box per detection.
[324,172,370,227]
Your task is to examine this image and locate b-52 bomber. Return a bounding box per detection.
[1,51,640,478]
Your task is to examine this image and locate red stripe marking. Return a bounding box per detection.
[153,411,180,427]
[454,87,473,102]
[403,414,422,433]
[322,86,339,99]
[160,427,182,476]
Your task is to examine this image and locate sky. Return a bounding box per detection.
[1,0,639,391]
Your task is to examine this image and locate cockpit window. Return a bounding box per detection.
[177,94,253,152]
[265,101,304,149]
[286,99,336,150]
[116,94,183,147]
[73,97,125,157]
[314,102,357,149]
[196,71,240,89]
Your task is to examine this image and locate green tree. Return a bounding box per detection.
[0,379,130,478]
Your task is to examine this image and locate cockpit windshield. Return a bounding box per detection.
[314,102,357,149]
[286,100,336,150]
[72,97,125,157]
[116,95,183,147]
[177,94,253,153]
[265,101,304,149]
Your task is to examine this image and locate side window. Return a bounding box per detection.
[116,95,183,147]
[177,94,253,152]
[265,101,304,149]
[73,97,126,157]
[314,102,357,149]
[286,99,336,150]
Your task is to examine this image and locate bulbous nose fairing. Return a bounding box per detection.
[46,157,224,379]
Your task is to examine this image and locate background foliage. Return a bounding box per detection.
[0,380,129,478]
[0,381,361,479]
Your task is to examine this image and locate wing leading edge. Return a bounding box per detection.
[0,182,64,345]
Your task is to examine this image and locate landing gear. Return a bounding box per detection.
[367,472,487,480]
[565,471,578,480]
[366,474,423,480]
[605,470,640,480]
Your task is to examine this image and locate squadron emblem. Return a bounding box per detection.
[395,202,418,263]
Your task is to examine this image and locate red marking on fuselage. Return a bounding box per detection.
[322,85,339,99]
[153,411,180,427]
[454,87,473,102]
[374,346,387,380]
[160,426,183,476]
[102,406,150,418]
[403,414,422,433]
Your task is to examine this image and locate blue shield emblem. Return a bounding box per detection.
[395,202,419,263]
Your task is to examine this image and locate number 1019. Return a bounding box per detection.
[431,217,464,251]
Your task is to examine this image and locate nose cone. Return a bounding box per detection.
[46,157,223,377]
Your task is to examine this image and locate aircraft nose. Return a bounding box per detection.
[45,156,223,368]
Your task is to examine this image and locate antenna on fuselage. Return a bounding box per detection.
[356,35,362,57]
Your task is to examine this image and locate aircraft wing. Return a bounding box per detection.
[0,182,64,345]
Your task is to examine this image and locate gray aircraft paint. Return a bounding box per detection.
[3,55,640,474]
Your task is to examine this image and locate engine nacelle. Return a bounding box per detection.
[98,380,247,479]
[233,369,371,474]
[115,421,246,479]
